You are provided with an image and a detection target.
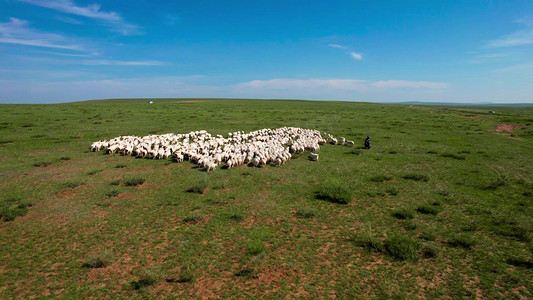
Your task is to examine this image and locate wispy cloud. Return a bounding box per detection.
[494,63,533,72]
[19,0,141,35]
[486,18,533,48]
[81,59,163,66]
[478,53,510,58]
[328,43,346,49]
[372,80,448,89]
[328,43,363,60]
[55,15,83,25]
[237,78,447,91]
[0,17,83,50]
[350,52,363,60]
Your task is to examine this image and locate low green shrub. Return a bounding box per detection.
[447,233,477,249]
[384,233,420,261]
[123,177,145,186]
[440,153,466,160]
[295,207,317,218]
[246,240,265,255]
[416,204,440,215]
[183,215,203,224]
[106,190,120,198]
[370,175,393,183]
[82,251,113,268]
[33,161,51,167]
[402,174,429,182]
[422,242,441,258]
[187,181,208,194]
[315,181,352,204]
[351,231,384,253]
[392,208,414,220]
[130,267,161,290]
[386,188,399,196]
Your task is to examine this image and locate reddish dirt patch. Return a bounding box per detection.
[463,115,483,119]
[495,124,521,132]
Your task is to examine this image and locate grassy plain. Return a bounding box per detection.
[0,98,532,298]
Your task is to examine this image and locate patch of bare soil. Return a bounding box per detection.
[463,115,483,119]
[495,124,521,132]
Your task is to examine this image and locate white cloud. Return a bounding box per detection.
[237,78,447,91]
[478,53,510,58]
[372,80,448,89]
[328,43,346,49]
[55,15,83,25]
[19,0,141,35]
[81,59,163,66]
[486,18,533,48]
[0,77,451,104]
[350,52,363,60]
[0,17,83,50]
[237,78,368,91]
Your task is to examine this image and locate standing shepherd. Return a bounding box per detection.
[364,136,371,149]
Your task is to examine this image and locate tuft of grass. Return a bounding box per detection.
[440,153,466,160]
[427,150,438,154]
[447,233,477,249]
[187,181,208,194]
[130,268,161,290]
[61,180,83,189]
[123,177,145,186]
[82,251,113,268]
[402,220,418,231]
[386,188,399,196]
[370,175,393,183]
[348,149,363,155]
[86,169,102,176]
[384,233,420,261]
[183,215,203,224]
[416,204,441,215]
[106,190,120,198]
[315,181,353,204]
[227,208,244,221]
[492,217,532,242]
[392,208,414,220]
[246,240,265,256]
[422,242,441,258]
[0,200,32,222]
[33,161,51,167]
[420,228,437,241]
[482,176,507,190]
[242,170,252,176]
[351,231,384,253]
[60,156,71,161]
[115,164,127,168]
[110,179,121,186]
[506,257,533,269]
[177,264,195,282]
[402,174,429,182]
[295,207,317,218]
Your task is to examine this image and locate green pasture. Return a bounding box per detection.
[0,99,531,298]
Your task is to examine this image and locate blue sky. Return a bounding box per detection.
[0,0,532,103]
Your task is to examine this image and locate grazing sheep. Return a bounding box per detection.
[91,127,335,170]
[309,153,319,161]
[346,140,354,146]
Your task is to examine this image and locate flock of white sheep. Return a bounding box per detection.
[90,127,354,171]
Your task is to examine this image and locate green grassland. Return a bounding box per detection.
[0,99,532,298]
